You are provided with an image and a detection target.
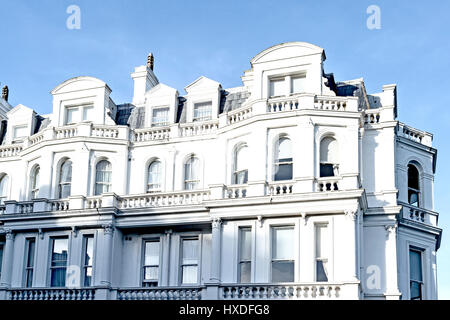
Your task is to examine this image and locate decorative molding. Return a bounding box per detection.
[4,228,14,240]
[300,212,308,226]
[38,228,44,240]
[257,215,263,228]
[102,223,115,235]
[344,209,358,221]
[71,226,79,238]
[212,218,222,229]
[385,224,397,238]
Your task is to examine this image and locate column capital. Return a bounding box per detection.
[3,228,14,241]
[102,223,115,235]
[212,217,222,229]
[385,224,397,238]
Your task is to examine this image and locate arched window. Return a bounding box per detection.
[274,137,293,181]
[147,160,162,192]
[234,145,249,184]
[95,160,112,195]
[58,160,72,199]
[184,155,200,190]
[31,166,40,199]
[0,174,9,204]
[408,164,420,207]
[320,137,339,177]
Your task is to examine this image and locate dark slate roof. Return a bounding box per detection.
[35,116,51,133]
[122,89,250,128]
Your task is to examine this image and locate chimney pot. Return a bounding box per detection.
[1,85,8,102]
[147,53,154,71]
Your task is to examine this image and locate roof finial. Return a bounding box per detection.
[1,85,8,102]
[147,53,154,71]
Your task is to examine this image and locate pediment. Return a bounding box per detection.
[184,76,221,93]
[51,76,110,95]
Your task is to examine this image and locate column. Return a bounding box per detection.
[384,224,401,300]
[0,229,15,299]
[344,209,358,281]
[161,230,172,286]
[204,218,222,300]
[95,223,114,300]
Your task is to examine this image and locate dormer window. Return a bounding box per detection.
[13,125,28,140]
[193,102,212,122]
[269,73,307,97]
[151,107,169,127]
[65,105,94,124]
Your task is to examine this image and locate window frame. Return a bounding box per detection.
[184,155,201,190]
[407,163,421,207]
[82,234,95,287]
[0,174,9,205]
[319,136,339,178]
[141,238,162,287]
[48,236,69,288]
[270,226,295,283]
[151,106,170,127]
[23,237,36,288]
[147,160,162,193]
[233,144,249,185]
[58,159,72,199]
[315,223,330,282]
[0,242,4,280]
[94,160,112,195]
[193,101,212,122]
[179,236,201,286]
[30,165,40,199]
[409,247,424,300]
[238,227,252,283]
[273,137,293,181]
[65,104,94,125]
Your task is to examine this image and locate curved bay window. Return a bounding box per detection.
[274,137,293,181]
[408,164,420,207]
[320,137,339,177]
[184,155,200,190]
[58,160,72,199]
[31,166,40,199]
[95,160,112,195]
[147,160,162,192]
[233,145,249,184]
[0,174,9,205]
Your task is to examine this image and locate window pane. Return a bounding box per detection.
[0,175,8,204]
[239,262,251,283]
[277,138,292,161]
[84,267,92,287]
[26,239,36,268]
[409,250,422,282]
[182,265,198,284]
[66,108,79,124]
[52,238,68,265]
[316,225,329,258]
[236,146,249,172]
[84,237,94,266]
[274,163,293,181]
[410,281,422,300]
[240,228,252,261]
[270,79,284,97]
[182,239,199,265]
[144,266,159,281]
[272,228,294,260]
[13,126,28,139]
[408,165,420,190]
[148,161,161,190]
[144,241,160,266]
[320,137,339,164]
[0,245,3,276]
[316,260,328,282]
[272,261,294,282]
[408,190,419,207]
[51,268,67,287]
[291,76,306,94]
[193,102,212,121]
[82,106,94,121]
[152,107,169,126]
[320,164,335,178]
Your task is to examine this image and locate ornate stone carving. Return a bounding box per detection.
[4,228,14,240]
[385,224,397,238]
[38,228,44,240]
[257,215,263,228]
[72,226,79,238]
[300,212,308,225]
[212,218,222,229]
[102,223,115,235]
[344,209,358,221]
[147,53,154,70]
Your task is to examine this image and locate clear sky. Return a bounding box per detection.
[1,0,449,298]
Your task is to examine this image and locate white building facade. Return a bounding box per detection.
[0,42,441,300]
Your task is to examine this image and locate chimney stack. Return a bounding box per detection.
[147,53,154,71]
[1,85,8,101]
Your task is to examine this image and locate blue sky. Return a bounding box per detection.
[1,0,449,298]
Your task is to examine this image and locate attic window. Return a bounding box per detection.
[193,102,212,122]
[13,125,28,139]
[65,105,94,124]
[291,76,306,94]
[269,78,284,97]
[151,107,169,127]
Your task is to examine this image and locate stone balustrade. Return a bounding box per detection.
[133,126,170,142]
[397,122,433,147]
[225,184,248,198]
[8,288,96,300]
[220,283,342,300]
[400,202,438,227]
[117,287,204,300]
[268,181,294,195]
[315,177,341,192]
[0,145,22,158]
[227,105,253,124]
[179,120,219,137]
[118,190,211,209]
